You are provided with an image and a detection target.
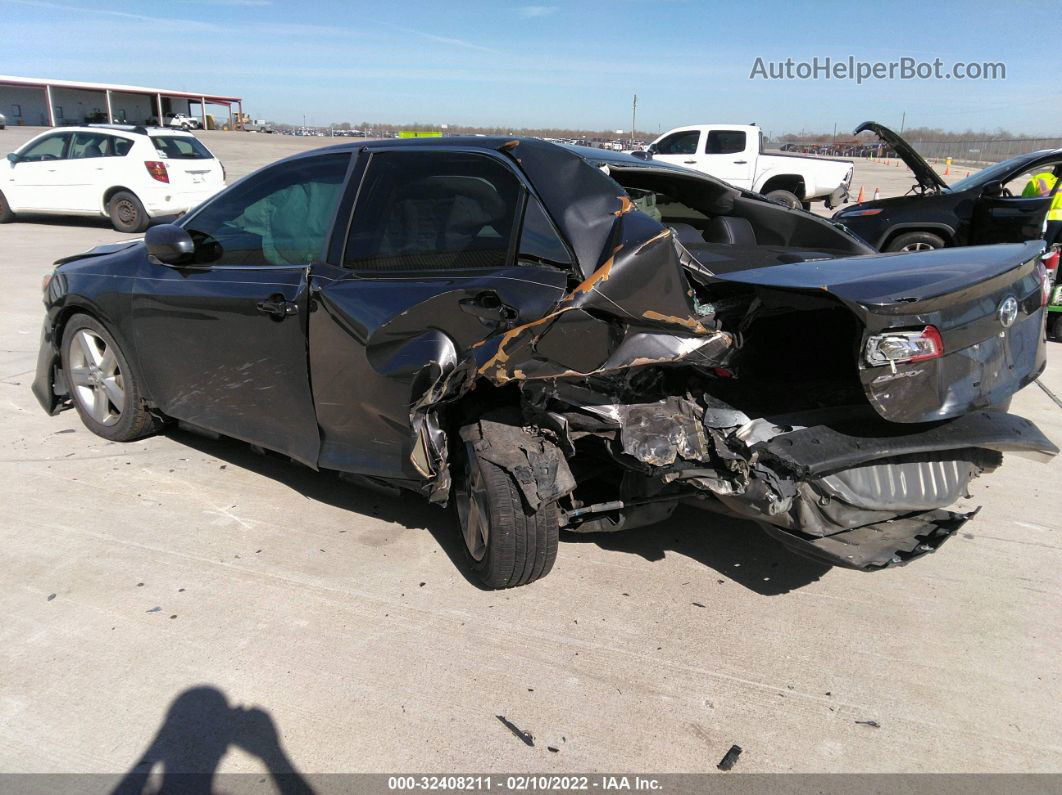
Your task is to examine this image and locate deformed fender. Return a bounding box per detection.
[459,415,576,511]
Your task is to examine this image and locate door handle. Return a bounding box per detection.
[733,160,748,164]
[256,294,298,320]
[459,291,518,326]
[683,160,697,164]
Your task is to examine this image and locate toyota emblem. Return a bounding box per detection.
[997,296,1019,329]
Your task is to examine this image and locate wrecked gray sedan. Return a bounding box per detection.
[33,138,1058,587]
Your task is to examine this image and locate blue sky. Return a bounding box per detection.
[2,0,1060,135]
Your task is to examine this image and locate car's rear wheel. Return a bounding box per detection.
[886,231,946,252]
[61,315,157,442]
[0,189,15,223]
[765,189,802,209]
[108,191,149,233]
[455,444,559,588]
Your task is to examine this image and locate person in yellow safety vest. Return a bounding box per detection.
[1021,166,1062,247]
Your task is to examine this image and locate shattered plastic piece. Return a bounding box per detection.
[717,744,743,771]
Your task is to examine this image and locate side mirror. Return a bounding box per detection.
[6,152,20,164]
[145,224,196,265]
[647,144,658,154]
[982,180,1003,197]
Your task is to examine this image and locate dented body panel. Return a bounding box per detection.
[33,136,1058,577]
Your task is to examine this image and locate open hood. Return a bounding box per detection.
[855,121,948,193]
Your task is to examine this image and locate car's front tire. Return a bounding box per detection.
[885,231,946,252]
[61,314,157,442]
[0,189,15,223]
[456,443,559,588]
[108,191,149,233]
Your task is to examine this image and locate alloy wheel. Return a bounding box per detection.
[901,242,936,251]
[68,329,124,426]
[456,457,490,561]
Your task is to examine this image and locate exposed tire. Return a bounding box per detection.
[456,444,559,589]
[108,190,149,233]
[60,314,158,442]
[765,189,802,209]
[0,189,14,223]
[885,231,946,252]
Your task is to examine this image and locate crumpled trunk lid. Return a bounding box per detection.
[709,240,1048,423]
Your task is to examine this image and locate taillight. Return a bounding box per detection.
[144,161,169,183]
[865,325,943,372]
[1044,246,1060,272]
[1037,260,1051,308]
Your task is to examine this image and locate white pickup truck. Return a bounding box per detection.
[647,124,853,209]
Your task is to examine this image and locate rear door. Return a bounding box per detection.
[309,148,571,482]
[66,131,125,211]
[6,132,72,210]
[971,156,1062,244]
[697,127,753,188]
[132,151,352,465]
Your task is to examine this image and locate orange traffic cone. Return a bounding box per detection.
[873,187,880,200]
[966,171,970,178]
[856,185,865,203]
[944,163,951,176]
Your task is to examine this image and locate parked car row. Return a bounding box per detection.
[29,136,1057,588]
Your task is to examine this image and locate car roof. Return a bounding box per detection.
[38,125,198,139]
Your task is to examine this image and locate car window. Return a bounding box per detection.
[152,136,213,160]
[519,195,572,267]
[706,130,746,155]
[1004,162,1062,198]
[344,151,522,272]
[70,131,118,159]
[183,152,351,267]
[19,133,70,161]
[653,131,699,156]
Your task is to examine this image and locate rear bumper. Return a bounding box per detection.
[139,183,223,216]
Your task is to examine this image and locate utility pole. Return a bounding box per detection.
[631,94,637,148]
[900,111,906,134]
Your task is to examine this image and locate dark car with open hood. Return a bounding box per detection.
[835,121,1062,252]
[33,137,1057,587]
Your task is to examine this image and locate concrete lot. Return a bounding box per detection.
[1,128,1061,776]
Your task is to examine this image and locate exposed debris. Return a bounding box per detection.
[855,720,881,729]
[496,715,534,747]
[717,744,743,771]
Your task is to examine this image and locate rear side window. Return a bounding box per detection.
[654,131,699,156]
[152,136,213,159]
[344,151,522,272]
[706,130,746,155]
[70,132,129,158]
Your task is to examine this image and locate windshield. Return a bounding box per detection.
[151,136,213,159]
[946,154,1037,192]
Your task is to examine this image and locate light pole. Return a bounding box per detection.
[631,94,637,148]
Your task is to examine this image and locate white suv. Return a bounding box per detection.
[0,125,225,232]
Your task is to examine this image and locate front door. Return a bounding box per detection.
[310,149,572,482]
[6,132,72,211]
[971,158,1062,244]
[131,151,352,466]
[650,128,703,171]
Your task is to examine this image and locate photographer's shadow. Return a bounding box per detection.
[112,685,313,795]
